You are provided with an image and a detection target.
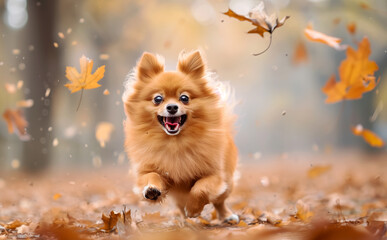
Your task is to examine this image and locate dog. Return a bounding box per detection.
[122,50,239,223]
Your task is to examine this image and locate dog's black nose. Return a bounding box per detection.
[166,104,178,114]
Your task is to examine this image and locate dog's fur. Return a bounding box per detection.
[123,50,238,222]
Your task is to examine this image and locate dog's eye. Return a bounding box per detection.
[179,95,189,104]
[153,96,163,105]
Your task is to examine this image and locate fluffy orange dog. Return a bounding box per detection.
[123,50,239,223]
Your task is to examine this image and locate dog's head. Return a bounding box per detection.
[124,50,221,136]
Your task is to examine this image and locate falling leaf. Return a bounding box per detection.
[11,159,20,169]
[352,124,384,147]
[96,122,114,148]
[2,109,30,140]
[52,138,59,147]
[359,2,370,9]
[45,88,51,97]
[103,89,110,95]
[304,24,346,50]
[308,165,332,178]
[322,37,379,103]
[67,28,72,34]
[16,99,34,108]
[99,54,110,60]
[292,41,308,64]
[64,55,105,111]
[53,42,59,48]
[100,211,120,232]
[223,2,289,55]
[12,49,20,55]
[53,193,62,200]
[17,80,23,89]
[58,32,65,39]
[4,83,17,93]
[347,22,356,35]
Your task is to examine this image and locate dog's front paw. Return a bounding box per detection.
[143,185,161,201]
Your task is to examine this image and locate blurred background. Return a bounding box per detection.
[0,0,386,172]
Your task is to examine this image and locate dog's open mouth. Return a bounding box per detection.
[157,114,187,135]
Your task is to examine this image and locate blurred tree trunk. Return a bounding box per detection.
[22,0,59,172]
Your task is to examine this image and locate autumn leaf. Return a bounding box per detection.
[223,2,289,55]
[2,108,30,141]
[100,211,120,232]
[16,99,34,108]
[304,24,346,50]
[322,37,379,103]
[95,122,114,148]
[352,124,384,148]
[292,40,308,64]
[347,22,356,35]
[308,165,332,179]
[64,55,105,111]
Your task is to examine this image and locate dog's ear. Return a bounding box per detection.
[177,50,205,78]
[137,52,164,82]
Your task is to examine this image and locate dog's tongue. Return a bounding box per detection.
[164,117,180,131]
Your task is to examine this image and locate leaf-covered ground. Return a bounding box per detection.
[1,152,386,240]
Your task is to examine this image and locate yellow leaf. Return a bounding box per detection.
[64,55,105,93]
[308,165,332,179]
[322,37,379,103]
[96,122,114,148]
[296,200,314,222]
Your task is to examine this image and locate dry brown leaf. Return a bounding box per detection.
[292,40,308,64]
[308,165,332,178]
[95,122,114,148]
[322,37,379,103]
[100,211,120,232]
[223,2,289,55]
[352,124,384,148]
[117,207,133,237]
[304,24,346,50]
[2,109,30,140]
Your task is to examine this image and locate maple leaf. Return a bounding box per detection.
[347,22,356,35]
[352,124,384,148]
[304,24,346,50]
[100,211,121,232]
[223,2,289,55]
[2,108,30,141]
[64,55,105,111]
[322,37,379,103]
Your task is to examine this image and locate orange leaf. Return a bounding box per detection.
[223,2,289,38]
[304,25,346,50]
[100,211,121,232]
[347,22,356,35]
[322,37,379,103]
[64,55,105,93]
[2,109,30,140]
[351,125,384,147]
[292,41,308,64]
